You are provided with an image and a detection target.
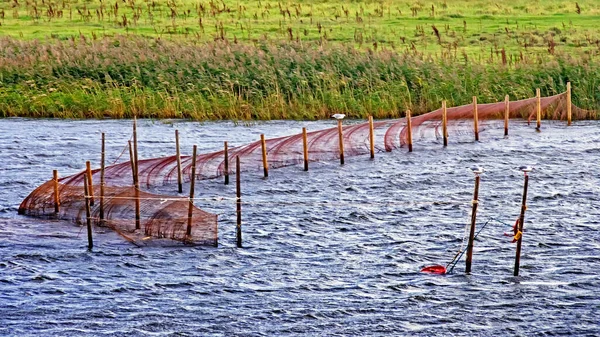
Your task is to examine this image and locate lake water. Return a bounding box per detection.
[1,118,599,336]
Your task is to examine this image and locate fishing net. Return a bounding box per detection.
[18,171,218,246]
[18,90,594,246]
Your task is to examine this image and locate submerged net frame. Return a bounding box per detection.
[18,90,594,246]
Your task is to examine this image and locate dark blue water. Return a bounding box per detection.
[1,118,599,336]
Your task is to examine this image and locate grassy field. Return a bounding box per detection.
[0,0,599,119]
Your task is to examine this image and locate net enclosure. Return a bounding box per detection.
[18,90,592,246]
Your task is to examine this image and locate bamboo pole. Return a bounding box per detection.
[86,161,94,206]
[473,96,479,141]
[175,129,183,193]
[406,110,413,152]
[442,101,448,147]
[260,134,269,177]
[99,133,105,224]
[53,170,60,214]
[302,127,309,171]
[186,145,197,238]
[83,174,93,250]
[536,88,541,130]
[337,120,345,164]
[465,174,481,273]
[514,173,529,276]
[567,82,572,126]
[504,95,510,137]
[368,116,375,159]
[224,141,230,185]
[236,156,242,248]
[128,141,141,230]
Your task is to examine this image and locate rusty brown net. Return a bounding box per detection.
[18,90,593,247]
[18,171,218,246]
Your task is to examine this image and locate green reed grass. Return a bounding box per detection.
[0,36,598,120]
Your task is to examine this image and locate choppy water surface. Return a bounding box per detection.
[0,118,599,336]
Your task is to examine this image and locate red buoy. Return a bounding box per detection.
[420,265,447,274]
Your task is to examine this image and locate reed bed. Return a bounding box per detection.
[0,36,598,120]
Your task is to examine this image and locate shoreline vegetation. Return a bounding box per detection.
[0,0,599,120]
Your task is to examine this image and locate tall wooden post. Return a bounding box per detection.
[186,145,197,238]
[175,129,183,193]
[442,101,448,147]
[83,174,93,250]
[132,118,141,230]
[465,174,480,273]
[260,134,269,177]
[566,82,572,126]
[302,127,309,171]
[99,133,105,224]
[536,88,541,130]
[473,96,479,141]
[224,141,230,185]
[86,161,94,206]
[128,141,141,230]
[406,110,413,152]
[368,116,375,159]
[504,95,510,137]
[514,173,529,276]
[236,156,242,248]
[53,170,60,214]
[337,120,345,164]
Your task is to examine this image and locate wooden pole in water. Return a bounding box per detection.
[337,119,345,164]
[86,161,95,206]
[302,127,309,171]
[175,129,183,193]
[406,110,413,152]
[368,115,375,159]
[99,133,105,224]
[236,156,242,248]
[536,88,541,130]
[260,134,269,178]
[83,174,93,250]
[224,141,230,185]
[567,82,572,126]
[128,141,141,230]
[442,101,448,147]
[514,173,529,276]
[465,174,480,273]
[186,145,197,238]
[53,170,60,214]
[473,96,479,141]
[504,95,510,137]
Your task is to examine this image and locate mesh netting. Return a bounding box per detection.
[18,91,593,246]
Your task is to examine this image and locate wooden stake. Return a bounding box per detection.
[442,101,448,147]
[236,156,242,248]
[368,116,375,159]
[504,95,510,137]
[514,173,529,276]
[53,170,60,214]
[133,118,141,230]
[406,110,413,152]
[186,145,197,238]
[473,96,479,141]
[99,133,105,224]
[567,82,572,126]
[128,140,141,231]
[224,141,230,185]
[302,127,309,171]
[86,161,94,206]
[337,120,345,164]
[260,134,269,177]
[83,174,93,250]
[175,129,183,193]
[465,174,480,273]
[536,88,541,130]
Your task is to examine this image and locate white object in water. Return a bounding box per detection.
[331,114,346,120]
[470,166,484,175]
[519,166,534,173]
